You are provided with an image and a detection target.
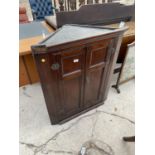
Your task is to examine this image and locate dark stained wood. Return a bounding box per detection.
[34,53,63,124]
[56,3,135,28]
[103,35,123,100]
[32,25,127,124]
[84,39,113,108]
[56,47,85,120]
[62,54,82,74]
[123,136,135,142]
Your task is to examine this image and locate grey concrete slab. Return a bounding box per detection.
[19,74,135,155]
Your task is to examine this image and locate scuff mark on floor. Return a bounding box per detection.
[22,86,32,98]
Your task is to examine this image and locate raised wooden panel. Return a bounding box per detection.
[62,54,82,74]
[84,68,103,107]
[90,39,109,51]
[91,47,107,66]
[63,77,81,112]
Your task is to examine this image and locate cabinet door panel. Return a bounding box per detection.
[84,39,113,107]
[56,47,85,119]
[91,48,107,65]
[63,77,81,112]
[84,68,104,107]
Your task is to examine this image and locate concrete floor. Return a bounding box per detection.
[19,74,135,155]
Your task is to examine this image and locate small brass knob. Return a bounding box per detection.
[41,58,46,63]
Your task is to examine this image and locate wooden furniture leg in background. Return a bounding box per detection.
[112,63,122,94]
[112,84,121,94]
[123,136,135,142]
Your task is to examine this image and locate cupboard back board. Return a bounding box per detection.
[32,25,127,124]
[56,3,135,28]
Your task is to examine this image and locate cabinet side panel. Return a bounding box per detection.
[103,36,124,100]
[33,53,62,124]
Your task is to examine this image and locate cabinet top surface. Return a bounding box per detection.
[39,25,126,47]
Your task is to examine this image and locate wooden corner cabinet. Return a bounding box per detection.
[32,25,127,124]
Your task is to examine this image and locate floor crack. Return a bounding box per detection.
[96,110,135,124]
[91,110,98,138]
[20,110,134,155]
[41,149,75,154]
[20,142,36,155]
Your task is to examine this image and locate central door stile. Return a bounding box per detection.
[54,53,66,115]
[83,45,93,108]
[79,47,87,110]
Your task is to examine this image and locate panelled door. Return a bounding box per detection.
[55,46,86,120]
[84,39,114,108]
[49,39,114,121]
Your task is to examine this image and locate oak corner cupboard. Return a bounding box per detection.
[31,24,127,124]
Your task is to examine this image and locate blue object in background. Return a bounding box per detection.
[29,0,54,20]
